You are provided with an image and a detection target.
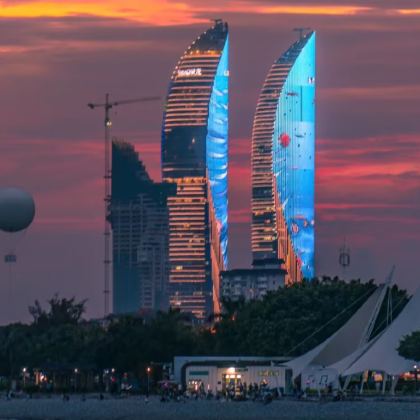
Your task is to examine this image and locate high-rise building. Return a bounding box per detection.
[110,140,176,314]
[251,31,315,283]
[161,20,229,320]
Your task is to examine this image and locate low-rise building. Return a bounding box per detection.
[220,259,287,301]
[174,356,293,394]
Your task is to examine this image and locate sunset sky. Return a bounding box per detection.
[1,0,420,323]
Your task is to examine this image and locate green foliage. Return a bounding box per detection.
[0,278,410,382]
[213,277,375,356]
[29,294,87,329]
[212,278,409,357]
[398,330,420,362]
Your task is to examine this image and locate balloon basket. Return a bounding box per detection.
[4,254,17,263]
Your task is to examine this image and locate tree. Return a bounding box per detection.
[211,277,409,357]
[0,324,32,378]
[29,294,87,328]
[398,330,420,362]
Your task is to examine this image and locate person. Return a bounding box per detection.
[242,382,247,400]
[99,393,104,401]
[263,391,273,405]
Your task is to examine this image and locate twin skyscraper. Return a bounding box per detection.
[111,21,315,320]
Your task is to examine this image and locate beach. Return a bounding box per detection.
[1,396,419,420]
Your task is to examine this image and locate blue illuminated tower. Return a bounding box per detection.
[251,31,315,282]
[162,21,229,320]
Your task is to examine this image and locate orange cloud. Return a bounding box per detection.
[397,9,420,15]
[261,6,371,15]
[0,0,205,25]
[0,0,381,26]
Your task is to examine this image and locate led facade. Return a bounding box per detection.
[162,21,229,320]
[251,32,315,282]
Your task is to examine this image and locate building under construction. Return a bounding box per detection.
[109,140,176,314]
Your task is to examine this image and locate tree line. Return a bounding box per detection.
[0,277,416,383]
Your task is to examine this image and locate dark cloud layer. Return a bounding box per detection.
[0,3,419,323]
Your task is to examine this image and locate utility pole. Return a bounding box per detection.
[87,94,160,318]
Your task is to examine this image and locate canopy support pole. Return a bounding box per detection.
[382,372,387,394]
[390,375,399,396]
[360,373,365,395]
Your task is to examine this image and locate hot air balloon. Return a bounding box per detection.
[0,188,35,263]
[279,133,291,148]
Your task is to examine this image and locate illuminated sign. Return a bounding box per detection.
[259,371,280,376]
[178,68,202,76]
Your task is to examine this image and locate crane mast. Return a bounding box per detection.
[88,93,160,318]
[104,94,111,319]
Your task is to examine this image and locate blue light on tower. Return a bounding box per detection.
[207,36,229,267]
[273,32,315,278]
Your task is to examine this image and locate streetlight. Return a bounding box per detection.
[74,368,78,393]
[23,368,27,389]
[147,367,151,394]
[414,365,418,395]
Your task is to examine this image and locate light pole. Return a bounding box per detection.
[414,365,418,395]
[23,368,27,389]
[147,367,151,394]
[74,369,78,393]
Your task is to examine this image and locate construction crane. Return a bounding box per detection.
[87,93,161,318]
[294,27,311,40]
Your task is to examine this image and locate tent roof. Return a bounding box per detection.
[328,332,383,376]
[343,286,420,377]
[286,285,384,379]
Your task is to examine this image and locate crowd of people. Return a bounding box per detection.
[155,381,277,405]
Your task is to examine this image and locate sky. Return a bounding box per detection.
[0,0,420,323]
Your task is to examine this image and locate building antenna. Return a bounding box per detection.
[293,27,311,40]
[87,94,160,318]
[339,237,351,280]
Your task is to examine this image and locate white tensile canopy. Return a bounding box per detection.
[343,286,420,377]
[328,332,383,376]
[287,285,385,379]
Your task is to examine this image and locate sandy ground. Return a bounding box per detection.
[1,395,420,420]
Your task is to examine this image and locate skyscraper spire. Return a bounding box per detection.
[162,22,229,320]
[251,32,316,283]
